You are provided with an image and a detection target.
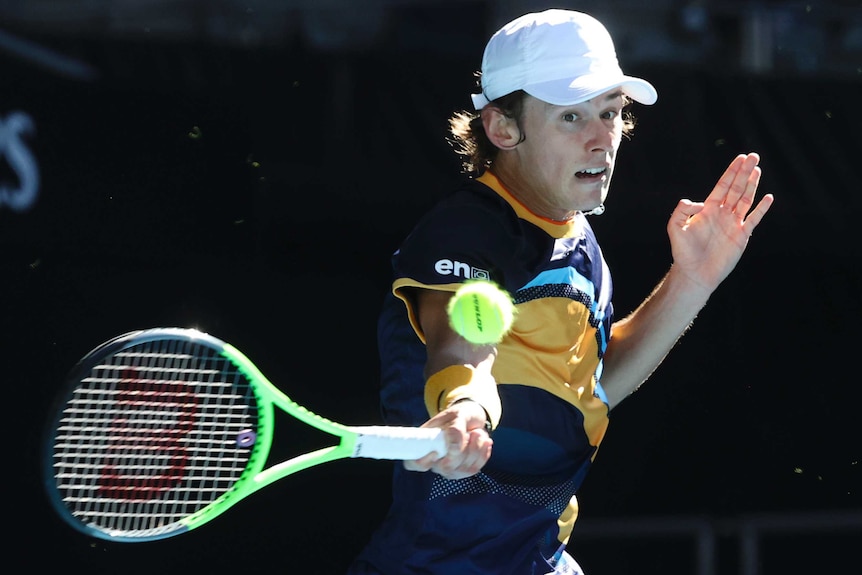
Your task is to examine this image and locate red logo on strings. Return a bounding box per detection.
[97,369,198,500]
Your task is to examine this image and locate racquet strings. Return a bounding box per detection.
[50,337,259,538]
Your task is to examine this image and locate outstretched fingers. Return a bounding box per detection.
[711,153,761,214]
[708,154,744,206]
[730,158,762,217]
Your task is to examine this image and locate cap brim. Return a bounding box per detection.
[525,74,658,106]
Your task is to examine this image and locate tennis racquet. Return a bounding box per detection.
[43,327,446,542]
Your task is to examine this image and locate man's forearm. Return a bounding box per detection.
[600,265,713,409]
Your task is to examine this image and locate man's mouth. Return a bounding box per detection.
[575,167,607,179]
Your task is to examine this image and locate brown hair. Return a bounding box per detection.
[448,78,638,176]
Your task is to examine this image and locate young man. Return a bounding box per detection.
[347,9,773,575]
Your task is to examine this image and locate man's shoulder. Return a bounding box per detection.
[432,176,513,217]
[400,177,522,251]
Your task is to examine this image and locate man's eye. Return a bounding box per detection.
[563,113,578,122]
[603,110,619,120]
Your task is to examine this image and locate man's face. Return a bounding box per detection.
[508,89,625,219]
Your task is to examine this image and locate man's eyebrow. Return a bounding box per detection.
[604,89,624,101]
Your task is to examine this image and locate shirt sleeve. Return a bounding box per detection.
[390,189,524,340]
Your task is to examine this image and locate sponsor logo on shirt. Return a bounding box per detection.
[434,259,490,280]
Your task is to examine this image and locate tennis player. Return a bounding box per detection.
[346,9,773,574]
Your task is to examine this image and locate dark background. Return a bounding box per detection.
[2,1,861,573]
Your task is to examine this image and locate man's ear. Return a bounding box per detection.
[481,107,522,150]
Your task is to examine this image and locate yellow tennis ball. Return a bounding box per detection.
[447,281,516,345]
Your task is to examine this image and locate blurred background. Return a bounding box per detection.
[2,0,861,573]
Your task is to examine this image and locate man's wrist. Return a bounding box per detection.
[449,397,494,435]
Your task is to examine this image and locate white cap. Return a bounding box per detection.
[471,9,658,110]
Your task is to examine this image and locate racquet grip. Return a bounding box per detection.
[349,426,447,460]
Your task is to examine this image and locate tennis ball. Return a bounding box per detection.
[447,281,516,345]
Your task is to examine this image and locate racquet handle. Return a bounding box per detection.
[349,426,447,460]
